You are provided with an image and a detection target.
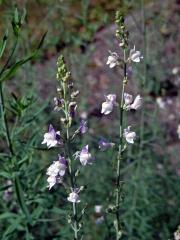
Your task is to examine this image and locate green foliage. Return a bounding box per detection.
[0,1,179,240]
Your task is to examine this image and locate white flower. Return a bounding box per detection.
[42,124,61,148]
[130,95,142,110]
[124,93,142,110]
[106,52,119,68]
[129,46,143,63]
[172,67,179,75]
[124,126,136,144]
[101,94,117,115]
[46,155,67,189]
[47,176,57,190]
[156,97,166,109]
[124,93,133,105]
[174,231,180,240]
[79,145,92,166]
[67,192,81,203]
[95,205,103,213]
[177,124,180,139]
[95,216,104,225]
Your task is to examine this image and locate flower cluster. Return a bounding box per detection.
[42,55,93,205]
[101,11,143,238]
[46,155,67,189]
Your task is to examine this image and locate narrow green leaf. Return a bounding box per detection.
[0,30,8,58]
[0,212,17,220]
[0,171,12,179]
[14,176,31,223]
[0,32,47,83]
[0,54,35,83]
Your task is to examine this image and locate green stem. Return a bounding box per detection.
[115,49,127,239]
[63,82,79,240]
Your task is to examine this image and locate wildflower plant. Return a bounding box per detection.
[101,11,143,239]
[42,55,92,239]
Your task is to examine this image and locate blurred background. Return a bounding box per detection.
[0,0,179,239]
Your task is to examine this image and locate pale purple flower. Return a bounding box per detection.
[79,145,92,166]
[99,139,114,151]
[46,155,67,189]
[124,93,133,105]
[124,126,136,144]
[130,95,142,110]
[129,46,143,63]
[156,97,166,109]
[95,205,103,214]
[124,93,142,110]
[67,191,81,203]
[101,94,117,115]
[95,216,104,225]
[42,124,61,148]
[3,180,13,202]
[106,51,119,68]
[69,102,77,118]
[54,97,64,111]
[80,120,88,134]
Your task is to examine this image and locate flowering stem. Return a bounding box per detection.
[115,49,127,239]
[62,82,79,240]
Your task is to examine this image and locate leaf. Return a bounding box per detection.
[3,217,23,237]
[0,30,8,58]
[14,176,31,223]
[0,32,47,83]
[31,206,43,221]
[0,171,12,179]
[0,212,17,220]
[0,55,35,83]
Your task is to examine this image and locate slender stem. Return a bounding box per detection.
[115,49,127,239]
[63,82,79,240]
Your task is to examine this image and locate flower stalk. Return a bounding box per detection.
[63,76,79,240]
[42,55,93,239]
[103,11,143,239]
[115,49,127,239]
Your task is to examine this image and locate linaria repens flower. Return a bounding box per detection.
[174,226,180,240]
[80,120,88,134]
[67,191,81,203]
[69,101,77,118]
[3,180,13,202]
[156,97,166,109]
[130,95,142,110]
[54,97,64,111]
[42,124,61,148]
[101,94,117,115]
[79,145,92,166]
[129,46,143,63]
[124,126,136,144]
[95,216,104,225]
[106,52,119,68]
[46,155,67,189]
[99,139,114,151]
[124,93,133,105]
[124,93,142,110]
[95,205,103,213]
